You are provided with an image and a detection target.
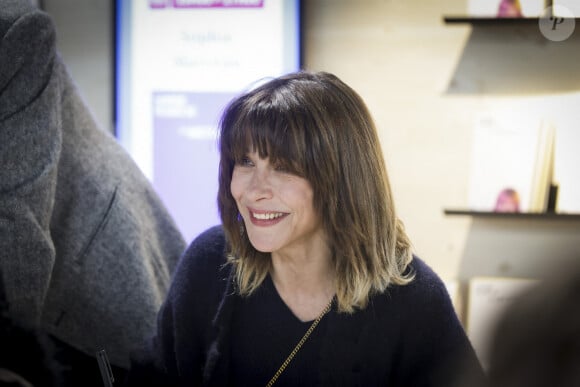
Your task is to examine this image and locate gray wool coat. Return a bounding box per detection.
[0,0,186,368]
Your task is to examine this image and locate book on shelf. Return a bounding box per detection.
[552,0,580,17]
[467,114,555,214]
[467,0,547,18]
[529,121,556,212]
[553,124,580,213]
[466,276,540,371]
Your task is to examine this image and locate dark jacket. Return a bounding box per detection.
[128,225,484,386]
[0,0,186,368]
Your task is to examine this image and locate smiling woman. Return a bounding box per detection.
[126,71,485,387]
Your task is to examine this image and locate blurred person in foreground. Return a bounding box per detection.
[482,262,580,387]
[0,0,186,385]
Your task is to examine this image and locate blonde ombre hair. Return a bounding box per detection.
[218,71,413,313]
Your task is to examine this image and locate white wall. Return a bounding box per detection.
[45,0,580,317]
[43,0,113,133]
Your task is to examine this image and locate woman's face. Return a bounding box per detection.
[230,151,325,256]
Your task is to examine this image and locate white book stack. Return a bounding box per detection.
[467,114,555,214]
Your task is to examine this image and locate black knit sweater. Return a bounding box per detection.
[127,225,484,387]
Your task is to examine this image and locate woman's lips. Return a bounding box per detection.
[248,209,289,226]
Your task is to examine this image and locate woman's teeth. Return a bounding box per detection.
[252,212,284,220]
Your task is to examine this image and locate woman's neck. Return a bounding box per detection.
[270,248,335,322]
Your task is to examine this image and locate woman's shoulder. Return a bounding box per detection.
[184,225,228,260]
[171,225,230,287]
[383,255,454,309]
[407,255,446,288]
[372,256,483,386]
[372,255,467,343]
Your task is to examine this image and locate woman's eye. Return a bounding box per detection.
[273,162,294,174]
[237,156,254,167]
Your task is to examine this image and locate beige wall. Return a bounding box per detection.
[302,0,580,289]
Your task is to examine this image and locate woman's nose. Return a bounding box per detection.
[247,168,273,200]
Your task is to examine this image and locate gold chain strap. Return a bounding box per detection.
[266,297,334,387]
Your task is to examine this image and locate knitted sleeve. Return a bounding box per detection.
[394,258,486,387]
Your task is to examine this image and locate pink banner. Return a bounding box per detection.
[150,0,264,8]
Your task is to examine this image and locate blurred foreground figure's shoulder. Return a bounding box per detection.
[485,264,580,387]
[1,1,186,384]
